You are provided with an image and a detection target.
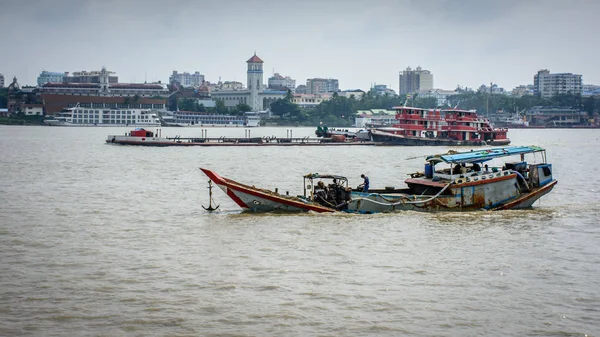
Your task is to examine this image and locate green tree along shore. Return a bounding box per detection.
[0,87,598,126]
[266,89,599,126]
[177,97,251,116]
[0,88,7,108]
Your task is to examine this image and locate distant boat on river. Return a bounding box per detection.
[368,106,510,146]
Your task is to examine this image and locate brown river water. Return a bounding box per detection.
[1,126,599,336]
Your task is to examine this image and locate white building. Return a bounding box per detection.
[372,84,396,96]
[210,54,286,111]
[221,81,244,91]
[65,70,119,83]
[417,89,457,107]
[355,109,396,128]
[22,104,44,116]
[534,69,582,98]
[37,71,67,86]
[268,73,296,92]
[338,89,365,100]
[511,85,535,97]
[526,106,587,126]
[291,93,332,108]
[169,71,205,87]
[582,84,600,97]
[0,73,4,87]
[478,83,506,94]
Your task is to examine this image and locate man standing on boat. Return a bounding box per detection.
[360,174,370,193]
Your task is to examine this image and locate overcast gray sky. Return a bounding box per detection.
[1,0,598,91]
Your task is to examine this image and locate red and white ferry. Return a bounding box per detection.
[369,106,510,146]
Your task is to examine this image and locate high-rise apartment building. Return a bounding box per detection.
[306,78,339,94]
[169,71,205,88]
[268,73,296,92]
[533,69,582,98]
[398,66,433,95]
[0,73,4,87]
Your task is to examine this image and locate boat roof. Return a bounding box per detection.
[427,146,546,164]
[373,127,404,132]
[303,173,348,180]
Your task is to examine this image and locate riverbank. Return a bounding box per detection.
[0,116,44,125]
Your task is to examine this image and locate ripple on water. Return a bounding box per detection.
[1,127,599,336]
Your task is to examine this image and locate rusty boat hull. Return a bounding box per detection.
[346,174,557,213]
[200,168,336,213]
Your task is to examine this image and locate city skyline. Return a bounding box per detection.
[1,0,598,91]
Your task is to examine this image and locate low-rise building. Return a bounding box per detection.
[66,70,118,83]
[417,89,457,107]
[22,104,44,116]
[38,67,168,97]
[372,84,396,96]
[220,81,245,91]
[355,109,396,128]
[511,85,535,97]
[295,85,307,94]
[525,106,588,126]
[478,83,506,94]
[338,89,365,100]
[582,84,600,97]
[291,93,332,109]
[40,82,168,97]
[268,73,296,92]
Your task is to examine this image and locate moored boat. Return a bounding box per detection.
[44,106,160,127]
[200,145,557,213]
[369,106,510,146]
[315,125,371,141]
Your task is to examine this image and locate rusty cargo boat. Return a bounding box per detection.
[347,145,556,212]
[201,145,557,213]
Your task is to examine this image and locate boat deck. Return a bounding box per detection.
[107,135,378,146]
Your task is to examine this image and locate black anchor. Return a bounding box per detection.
[202,180,220,211]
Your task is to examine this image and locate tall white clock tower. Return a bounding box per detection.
[246,53,264,111]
